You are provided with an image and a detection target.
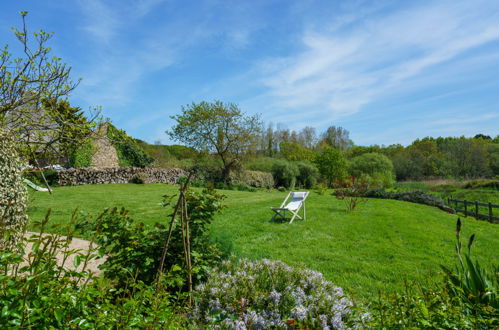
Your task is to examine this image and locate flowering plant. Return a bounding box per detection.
[191,258,368,329]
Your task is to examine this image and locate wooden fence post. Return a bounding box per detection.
[464,200,467,217]
[489,202,493,222]
[475,201,479,218]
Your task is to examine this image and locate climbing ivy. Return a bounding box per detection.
[106,124,154,168]
[69,140,95,168]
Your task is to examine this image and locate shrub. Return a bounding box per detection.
[229,170,274,188]
[77,188,225,290]
[271,159,299,189]
[69,139,95,168]
[296,161,319,188]
[189,163,224,183]
[371,218,497,328]
[349,152,395,188]
[24,169,59,186]
[129,172,147,184]
[314,146,348,187]
[245,157,281,173]
[364,189,455,213]
[463,179,499,190]
[191,258,368,328]
[441,218,498,315]
[107,124,154,168]
[334,177,369,211]
[0,129,29,249]
[371,279,483,328]
[0,213,186,328]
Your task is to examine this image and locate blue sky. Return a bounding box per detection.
[1,0,498,146]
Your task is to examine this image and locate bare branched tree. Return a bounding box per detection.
[0,12,99,166]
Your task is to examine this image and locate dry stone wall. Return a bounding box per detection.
[91,123,120,168]
[57,167,188,186]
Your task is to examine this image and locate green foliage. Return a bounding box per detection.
[76,188,225,290]
[69,139,95,168]
[441,218,498,314]
[192,258,368,328]
[271,159,299,189]
[129,172,147,184]
[364,188,453,212]
[279,141,316,161]
[371,279,487,328]
[168,100,262,182]
[0,14,88,157]
[229,170,274,188]
[349,153,394,182]
[245,156,282,173]
[107,124,154,168]
[334,176,369,211]
[464,179,499,189]
[0,213,186,328]
[314,146,347,187]
[296,161,319,188]
[0,129,28,249]
[23,169,59,186]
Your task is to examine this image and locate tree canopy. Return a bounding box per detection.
[168,100,262,181]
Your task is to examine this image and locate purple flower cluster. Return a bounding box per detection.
[191,258,368,329]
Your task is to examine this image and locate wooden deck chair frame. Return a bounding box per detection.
[271,192,309,224]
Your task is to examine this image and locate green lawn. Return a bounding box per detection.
[27,184,499,300]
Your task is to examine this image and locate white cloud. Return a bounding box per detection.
[258,0,499,123]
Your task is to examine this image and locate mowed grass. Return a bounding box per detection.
[27,184,499,300]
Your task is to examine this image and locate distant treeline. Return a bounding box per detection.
[139,126,498,181]
[253,125,498,180]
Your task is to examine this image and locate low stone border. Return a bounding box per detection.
[57,167,188,186]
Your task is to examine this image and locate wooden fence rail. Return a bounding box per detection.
[448,198,499,223]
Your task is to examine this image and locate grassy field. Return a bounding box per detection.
[27,184,499,300]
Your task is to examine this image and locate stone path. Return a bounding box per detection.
[21,232,106,276]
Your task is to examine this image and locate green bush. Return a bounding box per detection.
[0,213,186,328]
[441,218,498,316]
[77,188,225,290]
[314,146,348,187]
[349,152,395,188]
[296,161,319,188]
[371,280,485,328]
[24,169,59,186]
[191,258,368,328]
[271,159,299,189]
[0,129,28,249]
[371,218,497,328]
[364,189,454,213]
[69,140,95,168]
[245,157,281,173]
[229,170,274,188]
[463,179,499,190]
[129,172,147,184]
[107,124,154,168]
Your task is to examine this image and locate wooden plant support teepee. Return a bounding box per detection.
[157,173,194,305]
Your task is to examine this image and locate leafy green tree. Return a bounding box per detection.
[271,159,299,189]
[349,152,395,187]
[314,146,347,187]
[168,101,262,182]
[279,141,316,161]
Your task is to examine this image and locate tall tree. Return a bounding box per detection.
[314,146,348,187]
[320,126,353,150]
[168,101,262,182]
